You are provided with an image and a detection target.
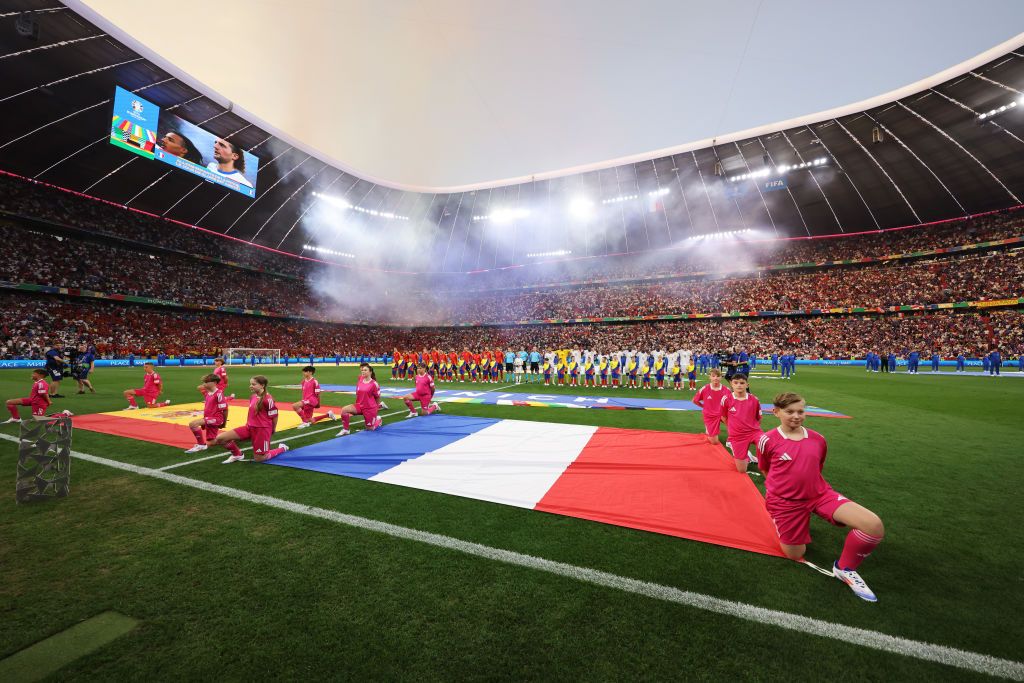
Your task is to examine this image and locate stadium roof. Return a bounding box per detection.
[1,2,1023,273]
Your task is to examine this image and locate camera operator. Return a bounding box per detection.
[720,347,738,381]
[44,341,68,398]
[72,342,96,394]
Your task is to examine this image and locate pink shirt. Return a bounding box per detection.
[355,378,381,412]
[247,392,278,430]
[214,365,228,391]
[720,391,762,438]
[143,372,162,396]
[31,379,51,410]
[756,427,830,501]
[203,389,228,426]
[301,377,321,405]
[413,373,434,397]
[693,384,728,418]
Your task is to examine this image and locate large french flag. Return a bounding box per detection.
[268,415,785,557]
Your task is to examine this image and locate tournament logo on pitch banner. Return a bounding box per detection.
[110,86,159,159]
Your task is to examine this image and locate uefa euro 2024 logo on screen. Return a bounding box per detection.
[129,99,144,120]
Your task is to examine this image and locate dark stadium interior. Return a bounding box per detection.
[1,2,1023,276]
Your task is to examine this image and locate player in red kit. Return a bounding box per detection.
[184,373,228,454]
[4,369,71,423]
[693,369,728,445]
[123,362,170,409]
[719,373,761,473]
[336,363,383,435]
[400,364,441,418]
[757,392,885,602]
[216,375,289,463]
[294,365,336,429]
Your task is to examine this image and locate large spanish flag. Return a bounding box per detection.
[72,399,326,449]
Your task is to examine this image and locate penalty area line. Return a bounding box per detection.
[0,435,1020,680]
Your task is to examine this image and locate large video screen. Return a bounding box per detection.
[109,86,259,198]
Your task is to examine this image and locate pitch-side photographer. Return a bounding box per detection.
[44,341,68,398]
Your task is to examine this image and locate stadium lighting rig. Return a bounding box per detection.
[473,208,531,223]
[303,245,355,258]
[687,229,753,241]
[728,157,828,182]
[603,187,670,205]
[526,249,572,258]
[602,193,639,204]
[977,97,1023,121]
[311,192,409,220]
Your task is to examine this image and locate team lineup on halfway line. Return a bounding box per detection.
[4,348,886,604]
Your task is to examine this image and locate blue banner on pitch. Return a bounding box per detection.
[302,385,851,418]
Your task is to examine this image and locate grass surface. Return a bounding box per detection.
[1,364,1022,680]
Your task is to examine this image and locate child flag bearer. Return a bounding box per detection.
[123,362,171,409]
[184,373,228,454]
[294,366,336,429]
[757,392,885,602]
[401,364,441,418]
[719,373,762,473]
[4,368,73,423]
[216,375,289,463]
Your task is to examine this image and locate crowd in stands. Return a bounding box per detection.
[453,210,1024,290]
[2,171,1023,292]
[2,293,1021,361]
[1,217,1021,325]
[0,173,312,278]
[446,250,1024,322]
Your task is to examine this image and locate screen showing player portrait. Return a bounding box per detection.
[109,86,259,198]
[154,113,259,198]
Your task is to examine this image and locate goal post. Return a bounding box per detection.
[223,348,282,366]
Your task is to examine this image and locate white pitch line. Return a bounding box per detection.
[158,409,406,471]
[0,434,1020,680]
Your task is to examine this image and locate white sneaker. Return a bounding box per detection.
[370,416,383,430]
[833,563,878,602]
[327,410,337,421]
[221,454,245,464]
[379,401,388,410]
[229,393,235,400]
[126,405,138,410]
[184,444,208,454]
[158,400,171,407]
[57,409,74,417]
[2,417,21,424]
[296,422,311,429]
[336,429,350,437]
[406,411,418,419]
[430,402,441,413]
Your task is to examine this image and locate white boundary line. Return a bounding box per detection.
[1,433,1021,680]
[158,409,406,471]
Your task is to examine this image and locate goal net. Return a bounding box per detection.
[223,348,282,366]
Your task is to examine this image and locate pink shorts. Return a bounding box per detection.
[412,391,432,406]
[726,433,758,460]
[20,398,48,417]
[766,487,851,546]
[232,425,273,456]
[297,402,319,422]
[203,425,220,441]
[703,414,721,437]
[133,389,159,404]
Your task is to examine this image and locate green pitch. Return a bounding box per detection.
[1,365,1021,680]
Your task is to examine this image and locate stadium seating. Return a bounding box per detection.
[1,174,1021,360]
